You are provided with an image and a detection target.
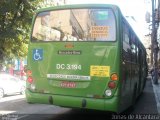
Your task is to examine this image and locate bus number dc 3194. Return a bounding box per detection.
[56,64,82,70]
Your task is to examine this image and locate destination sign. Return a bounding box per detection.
[91,26,109,38]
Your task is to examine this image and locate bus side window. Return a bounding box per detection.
[123,23,131,62]
[130,34,138,63]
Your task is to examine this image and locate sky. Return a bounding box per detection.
[66,0,150,40]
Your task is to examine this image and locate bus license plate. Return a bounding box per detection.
[60,81,76,88]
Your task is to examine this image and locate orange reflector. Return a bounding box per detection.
[108,81,116,89]
[65,43,74,48]
[27,70,32,76]
[111,73,118,81]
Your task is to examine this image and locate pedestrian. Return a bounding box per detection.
[150,67,154,79]
[9,65,14,76]
[158,68,160,78]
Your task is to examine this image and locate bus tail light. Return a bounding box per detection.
[27,76,33,83]
[105,89,112,96]
[108,81,116,89]
[31,84,36,90]
[110,73,118,81]
[27,70,32,76]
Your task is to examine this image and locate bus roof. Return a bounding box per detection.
[35,4,120,13]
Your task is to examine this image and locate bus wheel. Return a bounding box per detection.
[0,88,4,99]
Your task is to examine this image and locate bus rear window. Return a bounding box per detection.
[32,9,116,42]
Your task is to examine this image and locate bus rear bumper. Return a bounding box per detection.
[26,89,119,112]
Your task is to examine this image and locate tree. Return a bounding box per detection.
[0,0,42,64]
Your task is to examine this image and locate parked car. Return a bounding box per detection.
[0,74,26,99]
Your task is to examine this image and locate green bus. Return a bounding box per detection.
[26,4,148,113]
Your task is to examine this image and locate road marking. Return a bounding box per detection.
[17,115,29,120]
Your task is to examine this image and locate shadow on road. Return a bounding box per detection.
[51,109,114,120]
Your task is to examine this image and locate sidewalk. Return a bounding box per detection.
[149,75,160,114]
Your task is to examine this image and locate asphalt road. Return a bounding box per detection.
[0,78,159,120]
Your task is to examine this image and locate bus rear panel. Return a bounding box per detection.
[26,4,123,113]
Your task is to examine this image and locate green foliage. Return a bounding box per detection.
[0,0,42,63]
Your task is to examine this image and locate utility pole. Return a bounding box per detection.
[152,0,159,84]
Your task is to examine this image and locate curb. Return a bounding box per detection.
[149,75,160,114]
